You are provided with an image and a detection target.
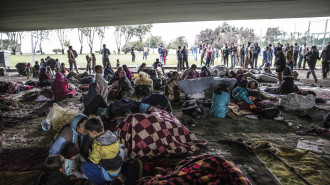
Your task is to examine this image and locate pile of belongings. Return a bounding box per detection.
[209,65,230,77]
[142,68,163,90]
[15,62,27,76]
[279,93,316,110]
[0,81,23,94]
[249,73,278,83]
[182,99,213,119]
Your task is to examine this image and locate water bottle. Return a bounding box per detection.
[41,120,51,131]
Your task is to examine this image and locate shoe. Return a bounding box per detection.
[307,73,310,79]
[315,79,317,83]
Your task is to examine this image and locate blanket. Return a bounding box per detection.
[177,77,237,95]
[137,154,252,185]
[279,93,315,110]
[117,107,207,159]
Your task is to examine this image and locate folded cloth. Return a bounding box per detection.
[177,77,237,95]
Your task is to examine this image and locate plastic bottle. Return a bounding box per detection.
[41,120,51,131]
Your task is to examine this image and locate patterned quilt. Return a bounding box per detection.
[117,107,207,159]
[137,154,252,185]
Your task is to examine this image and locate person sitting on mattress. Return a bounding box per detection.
[232,80,257,110]
[51,72,77,100]
[212,83,230,118]
[39,67,52,87]
[165,71,185,103]
[247,80,277,101]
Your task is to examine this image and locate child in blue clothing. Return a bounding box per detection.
[212,83,230,118]
[232,80,257,110]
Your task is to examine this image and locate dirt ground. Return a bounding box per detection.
[0,68,329,185]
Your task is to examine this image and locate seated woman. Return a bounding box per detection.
[122,64,132,81]
[247,80,277,101]
[200,66,211,77]
[83,83,107,116]
[165,71,185,103]
[232,80,256,110]
[185,64,199,79]
[51,72,77,100]
[138,63,147,73]
[39,67,52,87]
[109,67,122,85]
[212,83,230,118]
[117,71,133,98]
[104,63,114,81]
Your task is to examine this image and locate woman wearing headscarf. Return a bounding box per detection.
[232,80,257,110]
[165,71,185,103]
[200,66,211,77]
[122,64,132,81]
[51,72,77,100]
[83,83,108,116]
[212,84,230,118]
[39,67,52,87]
[117,71,133,98]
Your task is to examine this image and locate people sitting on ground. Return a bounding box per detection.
[60,143,86,179]
[138,63,147,73]
[232,80,257,110]
[104,63,114,81]
[185,64,199,79]
[165,71,185,103]
[265,66,294,95]
[33,61,40,78]
[122,64,132,81]
[39,67,52,87]
[83,83,107,116]
[49,114,90,159]
[51,72,77,100]
[247,80,277,101]
[109,67,122,85]
[200,66,211,77]
[60,63,70,78]
[212,83,230,118]
[134,72,154,96]
[39,155,71,185]
[117,71,133,98]
[82,117,125,184]
[95,65,108,103]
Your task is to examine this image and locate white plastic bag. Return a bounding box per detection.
[46,103,79,132]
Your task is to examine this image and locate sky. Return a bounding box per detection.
[1,16,329,54]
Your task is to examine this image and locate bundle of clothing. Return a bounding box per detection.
[0,81,23,94]
[279,93,316,111]
[134,72,153,96]
[141,93,172,114]
[209,65,230,77]
[182,99,213,119]
[142,68,163,90]
[117,107,207,159]
[137,154,251,185]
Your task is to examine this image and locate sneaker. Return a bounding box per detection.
[315,79,318,83]
[307,73,310,79]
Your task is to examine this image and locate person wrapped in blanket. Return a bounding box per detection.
[117,71,133,98]
[95,65,109,103]
[212,83,230,118]
[134,71,154,96]
[247,80,277,101]
[200,66,211,77]
[122,64,132,81]
[165,71,185,103]
[49,114,93,178]
[83,83,107,116]
[39,67,52,87]
[82,117,125,185]
[51,72,77,100]
[232,80,257,110]
[108,67,121,85]
[60,63,70,78]
[104,63,114,81]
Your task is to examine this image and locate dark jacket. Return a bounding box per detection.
[176,49,182,60]
[253,46,260,56]
[229,46,237,55]
[275,52,286,72]
[321,45,330,61]
[279,76,294,95]
[47,59,56,69]
[304,51,320,65]
[181,49,188,59]
[104,67,114,80]
[222,47,229,57]
[39,171,71,185]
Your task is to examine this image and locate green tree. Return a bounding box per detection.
[167,36,188,49]
[135,24,153,42]
[147,35,163,53]
[81,27,99,54]
[6,32,23,55]
[52,49,62,54]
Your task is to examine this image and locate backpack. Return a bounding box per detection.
[73,50,78,58]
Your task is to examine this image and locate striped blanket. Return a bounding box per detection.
[117,107,207,159]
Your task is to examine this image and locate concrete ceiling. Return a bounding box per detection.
[0,0,330,32]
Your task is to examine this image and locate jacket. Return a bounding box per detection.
[232,86,253,104]
[101,48,110,58]
[286,50,293,62]
[89,130,124,174]
[275,52,286,72]
[176,49,182,60]
[263,50,269,60]
[229,46,237,55]
[304,51,320,65]
[222,47,229,57]
[253,46,260,56]
[181,49,188,59]
[321,45,330,61]
[212,92,230,118]
[158,46,163,55]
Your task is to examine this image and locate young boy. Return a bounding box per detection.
[116,59,120,68]
[55,59,61,73]
[33,61,40,78]
[86,55,92,74]
[39,155,71,185]
[26,63,31,79]
[82,117,125,185]
[61,143,87,179]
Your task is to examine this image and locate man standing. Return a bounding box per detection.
[268,44,273,66]
[321,42,330,79]
[181,45,189,70]
[222,43,229,66]
[131,45,136,62]
[205,45,213,67]
[286,46,294,73]
[176,46,183,71]
[304,46,320,82]
[244,42,251,69]
[143,45,149,60]
[158,43,164,64]
[239,44,245,66]
[229,43,237,67]
[200,44,206,66]
[101,44,110,68]
[252,43,261,69]
[193,44,198,61]
[298,42,309,69]
[258,46,269,71]
[274,42,282,65]
[275,47,286,85]
[67,46,79,73]
[293,43,299,68]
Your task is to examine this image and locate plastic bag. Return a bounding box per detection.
[46,103,79,132]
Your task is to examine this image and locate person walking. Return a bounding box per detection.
[176,46,183,71]
[158,43,164,64]
[298,42,309,69]
[229,43,237,67]
[268,44,273,66]
[131,45,136,62]
[321,42,330,79]
[258,46,270,71]
[244,42,251,69]
[304,46,320,82]
[293,43,299,68]
[222,43,229,66]
[67,46,79,73]
[274,42,282,65]
[193,44,198,61]
[101,44,110,68]
[205,45,213,67]
[252,43,261,69]
[200,44,206,66]
[143,45,149,60]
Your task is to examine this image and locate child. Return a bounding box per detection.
[55,59,61,73]
[91,53,96,73]
[116,59,120,68]
[82,117,125,184]
[39,155,71,185]
[26,63,31,79]
[33,61,40,78]
[60,63,69,78]
[86,55,92,74]
[212,83,230,118]
[61,143,87,179]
